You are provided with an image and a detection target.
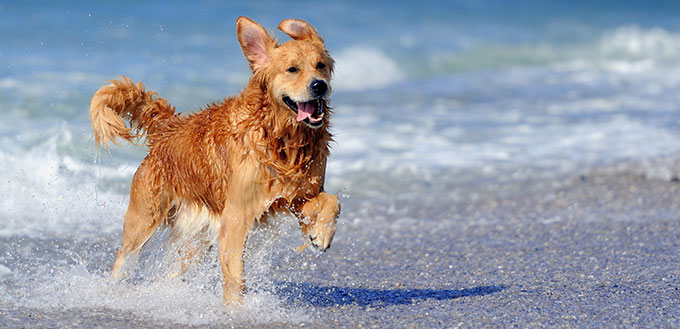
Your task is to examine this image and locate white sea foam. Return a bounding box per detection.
[5,216,311,326]
[598,25,680,61]
[0,130,127,238]
[0,263,11,277]
[0,77,20,89]
[426,25,680,76]
[332,47,406,91]
[14,264,307,325]
[327,101,680,179]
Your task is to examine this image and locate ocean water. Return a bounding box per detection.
[2,1,680,327]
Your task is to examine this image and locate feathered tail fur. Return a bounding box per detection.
[90,76,175,149]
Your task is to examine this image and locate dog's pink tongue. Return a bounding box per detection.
[296,101,314,122]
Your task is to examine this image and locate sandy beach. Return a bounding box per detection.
[2,158,679,328]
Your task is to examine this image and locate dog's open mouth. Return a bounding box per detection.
[282,96,324,128]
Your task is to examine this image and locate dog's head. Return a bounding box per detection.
[237,17,334,129]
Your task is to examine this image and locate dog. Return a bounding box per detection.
[89,17,339,304]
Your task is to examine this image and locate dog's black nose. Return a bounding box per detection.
[310,80,328,97]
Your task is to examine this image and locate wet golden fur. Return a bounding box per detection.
[89,17,339,304]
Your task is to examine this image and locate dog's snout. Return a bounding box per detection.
[310,80,328,97]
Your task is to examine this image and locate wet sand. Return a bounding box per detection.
[283,161,680,327]
[1,159,679,328]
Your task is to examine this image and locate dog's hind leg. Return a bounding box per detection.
[111,163,170,281]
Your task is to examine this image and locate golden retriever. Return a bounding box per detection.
[89,16,339,304]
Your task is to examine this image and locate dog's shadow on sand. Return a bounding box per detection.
[275,282,506,307]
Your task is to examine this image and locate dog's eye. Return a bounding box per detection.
[287,66,298,73]
[316,62,326,70]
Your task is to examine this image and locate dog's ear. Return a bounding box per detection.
[237,16,276,71]
[278,19,323,43]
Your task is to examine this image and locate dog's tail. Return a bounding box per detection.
[90,76,175,149]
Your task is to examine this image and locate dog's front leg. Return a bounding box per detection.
[297,192,340,251]
[217,209,253,305]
